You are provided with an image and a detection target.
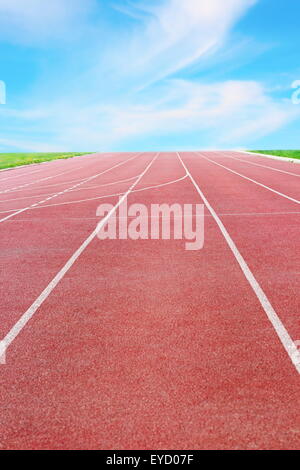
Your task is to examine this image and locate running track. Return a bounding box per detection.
[0,151,299,450]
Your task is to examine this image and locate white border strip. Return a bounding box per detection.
[238,150,300,165]
[177,152,300,374]
[1,153,159,354]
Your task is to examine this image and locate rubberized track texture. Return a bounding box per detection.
[0,151,299,450]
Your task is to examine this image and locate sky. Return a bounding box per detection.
[0,0,300,152]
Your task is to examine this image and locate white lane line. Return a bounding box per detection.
[177,152,300,374]
[197,152,300,205]
[0,153,142,223]
[1,175,93,194]
[0,166,87,195]
[6,211,300,225]
[67,175,140,192]
[0,173,188,215]
[0,152,103,179]
[217,211,300,217]
[0,154,144,196]
[0,175,140,204]
[225,153,300,177]
[0,167,45,182]
[0,154,115,190]
[0,153,118,194]
[1,153,159,353]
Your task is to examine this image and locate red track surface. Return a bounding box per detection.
[0,151,299,450]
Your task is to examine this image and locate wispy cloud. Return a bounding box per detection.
[28,79,297,150]
[0,136,63,152]
[0,0,299,151]
[111,0,257,87]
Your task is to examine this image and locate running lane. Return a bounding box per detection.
[0,153,141,215]
[198,151,300,201]
[226,151,300,176]
[0,152,101,192]
[0,152,155,337]
[184,151,300,342]
[0,152,299,449]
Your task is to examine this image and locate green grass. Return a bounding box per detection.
[249,150,300,160]
[0,152,92,170]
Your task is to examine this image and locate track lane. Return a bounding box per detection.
[0,153,155,338]
[222,152,300,177]
[0,153,138,196]
[197,152,300,203]
[223,151,300,176]
[0,153,124,193]
[0,154,143,221]
[0,152,299,450]
[182,151,300,349]
[2,153,159,354]
[178,152,299,374]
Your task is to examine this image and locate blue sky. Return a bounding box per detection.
[0,0,299,152]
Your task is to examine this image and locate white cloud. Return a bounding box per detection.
[1,0,299,152]
[82,79,299,147]
[116,0,257,85]
[2,76,299,151]
[7,79,296,151]
[0,136,63,152]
